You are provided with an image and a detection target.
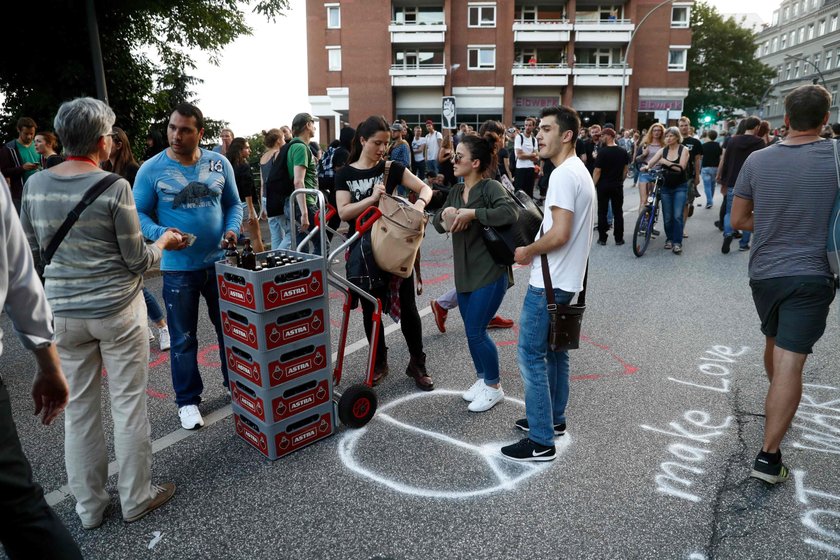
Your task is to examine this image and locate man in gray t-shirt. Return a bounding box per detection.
[731,85,837,486]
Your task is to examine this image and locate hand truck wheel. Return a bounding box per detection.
[337,384,378,428]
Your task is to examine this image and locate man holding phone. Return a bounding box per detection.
[0,117,39,214]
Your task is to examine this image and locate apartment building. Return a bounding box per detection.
[307,0,693,143]
[755,0,840,127]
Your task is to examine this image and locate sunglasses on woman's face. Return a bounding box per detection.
[453,153,466,162]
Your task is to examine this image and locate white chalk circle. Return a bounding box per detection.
[337,389,571,499]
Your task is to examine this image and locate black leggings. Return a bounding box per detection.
[360,274,424,365]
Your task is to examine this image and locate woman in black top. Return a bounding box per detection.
[34,131,63,169]
[437,131,457,186]
[227,137,264,252]
[102,127,140,185]
[335,116,434,390]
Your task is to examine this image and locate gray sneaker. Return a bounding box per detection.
[124,483,176,523]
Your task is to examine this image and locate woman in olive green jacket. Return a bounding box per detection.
[432,132,517,413]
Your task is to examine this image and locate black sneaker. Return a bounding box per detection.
[749,450,789,485]
[722,235,733,254]
[501,438,556,462]
[514,418,566,436]
[714,220,723,231]
[738,245,750,252]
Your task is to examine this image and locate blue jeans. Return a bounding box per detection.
[518,285,574,447]
[143,287,164,324]
[426,159,440,175]
[269,214,289,250]
[162,268,228,407]
[723,188,751,248]
[284,196,322,255]
[456,274,508,386]
[660,183,688,244]
[701,167,717,206]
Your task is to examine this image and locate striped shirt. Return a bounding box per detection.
[20,169,162,318]
[734,139,838,280]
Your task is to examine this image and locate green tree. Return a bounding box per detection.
[684,2,775,124]
[0,0,288,151]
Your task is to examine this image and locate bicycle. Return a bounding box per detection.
[632,168,664,257]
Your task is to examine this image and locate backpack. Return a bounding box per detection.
[265,138,305,217]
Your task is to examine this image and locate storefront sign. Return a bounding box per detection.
[638,99,684,111]
[514,96,560,109]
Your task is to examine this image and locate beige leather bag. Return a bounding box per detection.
[371,162,427,278]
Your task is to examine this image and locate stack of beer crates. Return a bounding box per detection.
[215,249,335,459]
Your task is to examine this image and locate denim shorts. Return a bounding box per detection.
[638,172,655,183]
[749,275,836,354]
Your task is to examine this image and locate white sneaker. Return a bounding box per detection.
[178,405,204,430]
[158,326,171,351]
[468,385,504,413]
[462,379,485,402]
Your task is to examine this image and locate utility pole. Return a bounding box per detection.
[86,0,109,104]
[619,0,674,130]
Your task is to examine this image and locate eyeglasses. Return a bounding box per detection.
[452,153,466,162]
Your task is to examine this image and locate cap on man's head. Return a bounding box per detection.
[425,119,434,125]
[390,121,404,132]
[292,112,318,131]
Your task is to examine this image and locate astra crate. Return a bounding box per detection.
[229,369,332,424]
[232,402,335,460]
[224,336,330,391]
[215,249,325,313]
[220,299,327,353]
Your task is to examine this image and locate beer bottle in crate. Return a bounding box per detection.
[240,239,256,270]
[225,240,240,267]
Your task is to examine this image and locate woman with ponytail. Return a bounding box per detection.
[335,115,435,391]
[431,128,518,412]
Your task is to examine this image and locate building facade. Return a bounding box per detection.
[755,0,840,127]
[307,0,693,143]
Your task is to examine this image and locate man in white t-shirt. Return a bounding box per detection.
[514,117,540,197]
[411,125,427,178]
[501,106,595,462]
[424,120,443,175]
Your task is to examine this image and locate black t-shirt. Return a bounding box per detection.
[584,140,599,174]
[575,138,586,157]
[700,141,722,168]
[497,146,509,179]
[681,137,703,178]
[233,162,254,200]
[335,160,407,236]
[594,145,629,187]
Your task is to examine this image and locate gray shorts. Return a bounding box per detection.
[749,275,836,354]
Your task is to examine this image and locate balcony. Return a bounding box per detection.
[572,64,632,86]
[390,64,446,87]
[388,22,447,44]
[512,20,573,42]
[574,20,634,43]
[512,63,571,86]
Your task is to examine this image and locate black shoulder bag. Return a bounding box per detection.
[40,173,122,266]
[540,227,588,351]
[480,180,543,266]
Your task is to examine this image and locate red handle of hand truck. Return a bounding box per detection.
[355,206,382,235]
[314,203,337,229]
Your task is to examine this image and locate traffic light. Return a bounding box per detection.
[703,115,712,124]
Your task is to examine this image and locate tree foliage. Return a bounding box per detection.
[0,0,289,152]
[684,2,775,123]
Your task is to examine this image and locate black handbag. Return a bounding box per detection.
[540,226,588,351]
[480,181,543,266]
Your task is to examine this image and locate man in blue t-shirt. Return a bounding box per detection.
[134,103,243,431]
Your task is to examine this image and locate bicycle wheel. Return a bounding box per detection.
[633,207,654,257]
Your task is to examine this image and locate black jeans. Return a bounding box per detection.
[597,183,624,242]
[360,274,424,366]
[514,167,536,198]
[0,380,82,560]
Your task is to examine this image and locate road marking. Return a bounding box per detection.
[44,304,434,508]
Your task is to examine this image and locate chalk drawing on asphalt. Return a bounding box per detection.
[338,390,570,499]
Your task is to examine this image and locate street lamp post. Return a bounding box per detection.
[619,0,674,130]
[784,53,827,88]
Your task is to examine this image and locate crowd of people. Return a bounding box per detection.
[1,83,838,556]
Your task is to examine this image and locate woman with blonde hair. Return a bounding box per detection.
[641,126,690,254]
[635,123,664,210]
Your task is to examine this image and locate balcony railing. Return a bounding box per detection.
[512,63,571,86]
[389,21,447,43]
[513,19,573,42]
[389,64,446,87]
[572,64,632,86]
[574,20,634,43]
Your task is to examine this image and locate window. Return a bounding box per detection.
[785,62,792,79]
[468,46,496,69]
[820,19,826,35]
[783,6,789,21]
[793,2,798,16]
[808,24,814,40]
[832,85,838,107]
[798,27,805,43]
[832,14,839,32]
[325,4,340,28]
[794,61,800,78]
[671,5,690,28]
[468,3,496,27]
[394,50,443,68]
[518,6,538,22]
[393,7,445,25]
[772,10,779,26]
[326,46,341,71]
[826,50,833,71]
[668,48,688,71]
[772,37,778,52]
[789,30,795,45]
[815,52,821,70]
[763,41,770,55]
[781,34,787,49]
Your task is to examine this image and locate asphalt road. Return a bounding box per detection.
[3,182,840,559]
